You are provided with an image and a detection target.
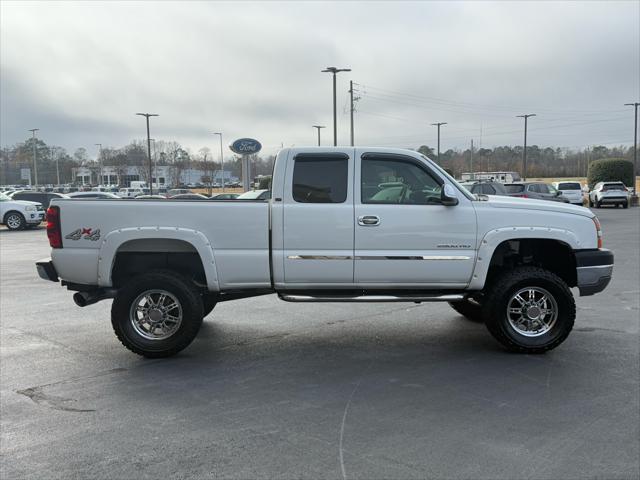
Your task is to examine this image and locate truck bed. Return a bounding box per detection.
[51,198,271,290]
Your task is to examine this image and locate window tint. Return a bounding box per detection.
[361,158,441,205]
[558,182,581,190]
[292,157,348,203]
[527,184,539,193]
[537,184,550,194]
[481,184,496,194]
[505,184,524,193]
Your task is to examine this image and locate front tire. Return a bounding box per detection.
[111,271,204,358]
[4,212,25,230]
[482,266,575,353]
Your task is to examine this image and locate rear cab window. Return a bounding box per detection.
[292,155,348,203]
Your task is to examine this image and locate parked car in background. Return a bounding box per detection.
[169,193,210,200]
[552,181,585,205]
[588,182,630,208]
[167,189,191,197]
[210,193,240,200]
[0,192,45,230]
[134,195,166,199]
[504,182,570,203]
[459,181,509,196]
[68,192,122,199]
[117,188,144,198]
[235,189,271,200]
[10,191,70,209]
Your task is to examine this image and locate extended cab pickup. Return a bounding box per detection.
[36,147,614,357]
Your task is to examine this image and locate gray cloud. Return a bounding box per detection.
[1,1,638,158]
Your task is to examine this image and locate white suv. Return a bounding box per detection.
[552,181,584,205]
[0,192,46,230]
[589,182,631,209]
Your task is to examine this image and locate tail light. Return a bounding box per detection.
[513,194,528,198]
[592,216,603,249]
[46,206,63,248]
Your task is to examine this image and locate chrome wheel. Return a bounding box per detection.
[6,214,23,230]
[129,289,183,340]
[506,287,558,337]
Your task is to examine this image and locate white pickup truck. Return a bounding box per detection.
[36,147,614,357]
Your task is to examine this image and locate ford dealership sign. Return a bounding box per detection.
[230,138,262,155]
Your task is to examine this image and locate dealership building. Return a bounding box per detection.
[72,165,236,187]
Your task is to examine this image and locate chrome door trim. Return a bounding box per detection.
[287,255,353,260]
[287,255,471,261]
[354,255,471,261]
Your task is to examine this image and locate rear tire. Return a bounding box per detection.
[111,270,204,358]
[449,297,484,323]
[623,202,629,209]
[4,212,25,230]
[481,266,575,353]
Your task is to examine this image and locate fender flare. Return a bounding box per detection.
[468,226,579,290]
[96,226,220,291]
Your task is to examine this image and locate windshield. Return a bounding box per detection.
[505,184,524,193]
[558,182,581,190]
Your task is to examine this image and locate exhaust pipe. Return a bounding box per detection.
[73,288,118,307]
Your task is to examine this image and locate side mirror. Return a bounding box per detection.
[441,184,459,206]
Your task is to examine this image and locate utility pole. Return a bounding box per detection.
[625,102,639,197]
[213,132,224,192]
[516,114,536,180]
[28,129,39,187]
[150,139,158,189]
[349,81,359,146]
[136,113,159,195]
[321,66,351,146]
[470,139,474,174]
[430,122,447,162]
[312,125,325,146]
[94,143,102,185]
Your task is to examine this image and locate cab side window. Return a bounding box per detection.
[292,156,348,203]
[361,158,441,205]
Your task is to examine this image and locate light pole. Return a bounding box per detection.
[430,122,447,163]
[312,125,325,146]
[213,132,224,192]
[625,102,639,197]
[136,113,159,195]
[516,114,536,180]
[321,67,351,146]
[28,129,39,187]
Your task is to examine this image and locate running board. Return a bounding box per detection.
[278,293,465,303]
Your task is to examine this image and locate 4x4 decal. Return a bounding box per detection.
[65,228,101,241]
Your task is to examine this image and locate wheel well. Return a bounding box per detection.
[111,239,207,288]
[3,210,24,223]
[487,239,577,287]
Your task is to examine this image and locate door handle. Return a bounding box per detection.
[358,215,380,226]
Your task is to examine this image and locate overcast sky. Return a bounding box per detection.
[1,1,638,159]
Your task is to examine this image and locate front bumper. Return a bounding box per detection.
[575,249,613,296]
[36,258,59,282]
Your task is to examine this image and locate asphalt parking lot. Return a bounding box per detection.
[1,207,638,480]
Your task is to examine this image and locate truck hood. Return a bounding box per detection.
[482,195,594,218]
